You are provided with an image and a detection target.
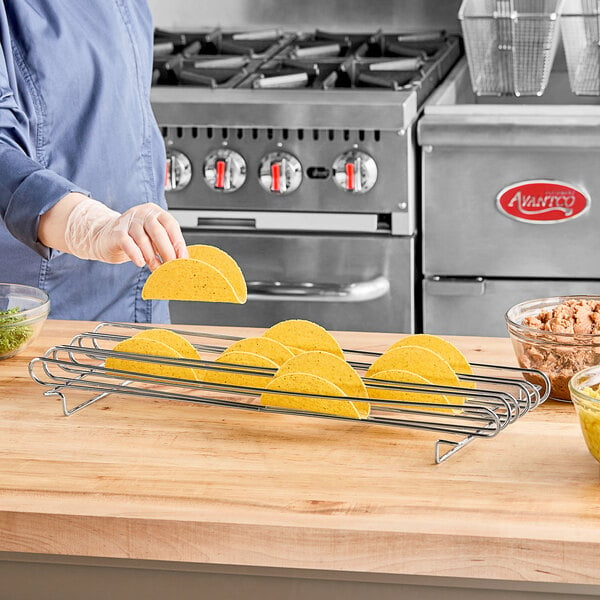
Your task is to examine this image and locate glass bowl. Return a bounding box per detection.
[505,296,600,401]
[0,283,50,360]
[569,366,600,464]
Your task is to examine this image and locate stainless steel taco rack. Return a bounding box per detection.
[28,322,550,463]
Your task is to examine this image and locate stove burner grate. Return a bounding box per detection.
[153,28,461,92]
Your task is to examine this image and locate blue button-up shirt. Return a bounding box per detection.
[0,0,169,322]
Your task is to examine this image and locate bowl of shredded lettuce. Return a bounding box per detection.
[0,283,50,359]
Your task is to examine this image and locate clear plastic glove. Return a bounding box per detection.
[63,197,188,270]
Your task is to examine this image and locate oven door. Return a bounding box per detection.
[169,228,415,333]
[423,277,600,337]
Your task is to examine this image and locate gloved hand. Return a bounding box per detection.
[39,193,188,270]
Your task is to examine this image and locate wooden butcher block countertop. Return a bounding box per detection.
[1,320,599,586]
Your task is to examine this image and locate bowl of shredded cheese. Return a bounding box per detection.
[569,365,600,463]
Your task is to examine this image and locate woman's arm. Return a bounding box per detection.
[1,12,187,271]
[38,193,188,271]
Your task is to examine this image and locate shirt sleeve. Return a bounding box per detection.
[0,5,90,259]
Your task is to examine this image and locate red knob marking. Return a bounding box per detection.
[345,162,355,191]
[271,162,282,193]
[164,159,171,189]
[215,159,226,189]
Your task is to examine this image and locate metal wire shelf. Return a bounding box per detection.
[28,322,550,464]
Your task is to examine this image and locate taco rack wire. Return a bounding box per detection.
[28,322,550,464]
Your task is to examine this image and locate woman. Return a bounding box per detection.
[0,1,187,322]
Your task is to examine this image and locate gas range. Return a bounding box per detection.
[151,27,461,332]
[151,28,461,236]
[154,28,457,94]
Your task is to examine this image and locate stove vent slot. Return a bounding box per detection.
[196,128,252,141]
[159,126,384,144]
[291,129,380,143]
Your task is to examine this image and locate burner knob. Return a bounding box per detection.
[203,149,247,193]
[332,150,378,194]
[258,152,302,195]
[165,149,192,192]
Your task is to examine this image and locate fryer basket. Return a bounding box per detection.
[459,0,564,96]
[561,0,600,95]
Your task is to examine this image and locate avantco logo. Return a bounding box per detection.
[496,180,590,224]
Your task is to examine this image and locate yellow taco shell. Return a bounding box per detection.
[276,350,370,418]
[260,372,360,419]
[105,337,199,382]
[141,258,243,303]
[366,346,458,386]
[387,334,474,387]
[367,369,454,413]
[187,244,247,303]
[132,328,201,361]
[202,350,277,389]
[223,336,295,366]
[263,319,344,358]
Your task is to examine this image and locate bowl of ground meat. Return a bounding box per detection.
[505,296,600,401]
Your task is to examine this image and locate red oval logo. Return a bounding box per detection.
[496,180,590,223]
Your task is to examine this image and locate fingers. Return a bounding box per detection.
[157,211,189,259]
[118,204,186,271]
[145,212,177,264]
[116,230,146,268]
[126,216,162,270]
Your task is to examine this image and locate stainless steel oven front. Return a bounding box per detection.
[418,58,600,337]
[169,222,414,332]
[158,111,420,333]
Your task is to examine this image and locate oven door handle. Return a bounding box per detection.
[246,276,390,303]
[424,277,486,296]
[171,210,381,233]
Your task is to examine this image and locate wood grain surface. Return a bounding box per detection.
[1,320,599,585]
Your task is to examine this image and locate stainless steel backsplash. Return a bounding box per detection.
[148,0,462,33]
